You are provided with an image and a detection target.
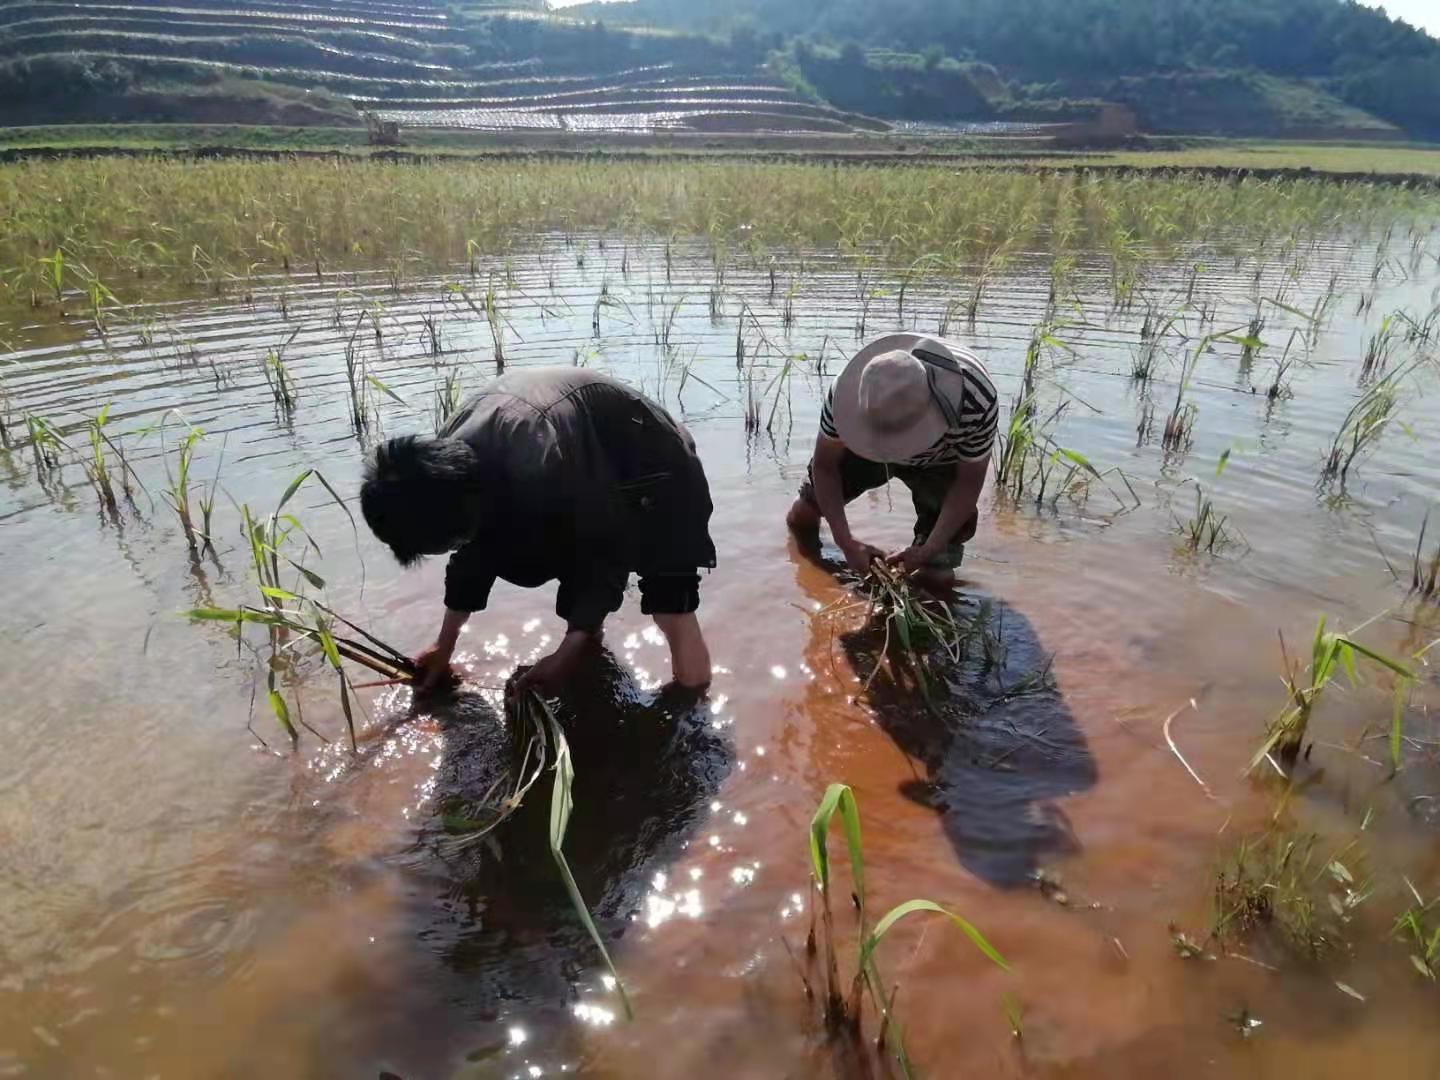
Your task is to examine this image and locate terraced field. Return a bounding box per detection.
[0,0,883,134]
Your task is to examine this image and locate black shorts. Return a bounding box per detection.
[555,570,702,630]
[798,452,976,568]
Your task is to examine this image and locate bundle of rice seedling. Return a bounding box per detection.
[818,562,967,710]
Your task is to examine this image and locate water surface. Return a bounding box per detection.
[3,226,1440,1077]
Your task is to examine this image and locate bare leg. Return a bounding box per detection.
[652,612,712,689]
[786,497,823,555]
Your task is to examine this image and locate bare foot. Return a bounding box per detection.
[912,567,957,595]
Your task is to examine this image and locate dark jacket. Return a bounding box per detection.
[439,369,716,630]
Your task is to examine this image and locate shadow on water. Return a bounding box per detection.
[804,552,1098,889]
[391,647,732,1031]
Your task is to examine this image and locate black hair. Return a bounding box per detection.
[360,435,483,566]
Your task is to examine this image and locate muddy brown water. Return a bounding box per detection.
[4,229,1440,1078]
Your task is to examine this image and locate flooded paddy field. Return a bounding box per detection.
[4,161,1440,1078]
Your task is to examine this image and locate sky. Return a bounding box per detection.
[1361,0,1440,39]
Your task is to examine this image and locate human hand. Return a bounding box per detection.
[839,537,885,577]
[413,642,458,693]
[508,633,589,699]
[887,543,937,578]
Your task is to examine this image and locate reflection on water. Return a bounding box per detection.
[388,649,731,1063]
[827,583,1098,888]
[5,219,1440,1076]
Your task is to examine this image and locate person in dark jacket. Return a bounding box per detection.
[360,369,717,692]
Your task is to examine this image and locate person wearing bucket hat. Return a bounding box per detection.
[787,334,998,590]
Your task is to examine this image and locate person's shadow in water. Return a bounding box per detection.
[390,646,732,1025]
[801,548,1098,889]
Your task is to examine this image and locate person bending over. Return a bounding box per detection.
[787,333,997,591]
[361,368,716,693]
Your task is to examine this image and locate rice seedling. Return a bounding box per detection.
[856,563,967,709]
[34,250,66,309]
[1360,314,1399,381]
[1320,365,1413,491]
[484,280,507,370]
[81,405,119,513]
[1411,512,1440,602]
[592,293,634,336]
[1249,615,1414,772]
[343,311,373,430]
[420,308,444,357]
[1398,304,1440,346]
[160,424,205,550]
[0,369,11,450]
[23,414,68,474]
[189,468,371,745]
[800,783,1007,1077]
[1212,828,1370,959]
[260,328,301,415]
[1162,328,1246,453]
[441,690,632,1016]
[1394,878,1440,980]
[1238,310,1267,370]
[433,368,463,432]
[1176,484,1241,554]
[1268,329,1306,402]
[937,297,964,338]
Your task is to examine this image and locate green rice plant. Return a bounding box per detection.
[417,688,634,1016]
[161,425,205,550]
[23,414,68,473]
[1249,615,1414,771]
[1213,828,1369,959]
[1268,329,1306,402]
[35,250,65,307]
[195,440,225,542]
[190,601,406,750]
[1411,511,1440,602]
[343,310,372,430]
[1162,327,1246,453]
[1131,305,1188,383]
[858,562,966,710]
[0,369,11,449]
[190,469,370,745]
[1239,311,1267,369]
[1176,484,1241,554]
[433,368,463,431]
[420,308,443,357]
[533,691,632,1017]
[937,297,964,338]
[1394,878,1440,980]
[897,254,944,322]
[966,245,1011,322]
[804,783,1007,1078]
[782,279,800,329]
[1398,304,1440,346]
[1,160,1433,309]
[593,292,634,336]
[260,328,301,414]
[81,405,119,512]
[484,280,506,370]
[1320,365,1413,491]
[1361,313,1399,381]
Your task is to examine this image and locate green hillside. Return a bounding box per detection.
[573,0,1440,138]
[0,0,1435,138]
